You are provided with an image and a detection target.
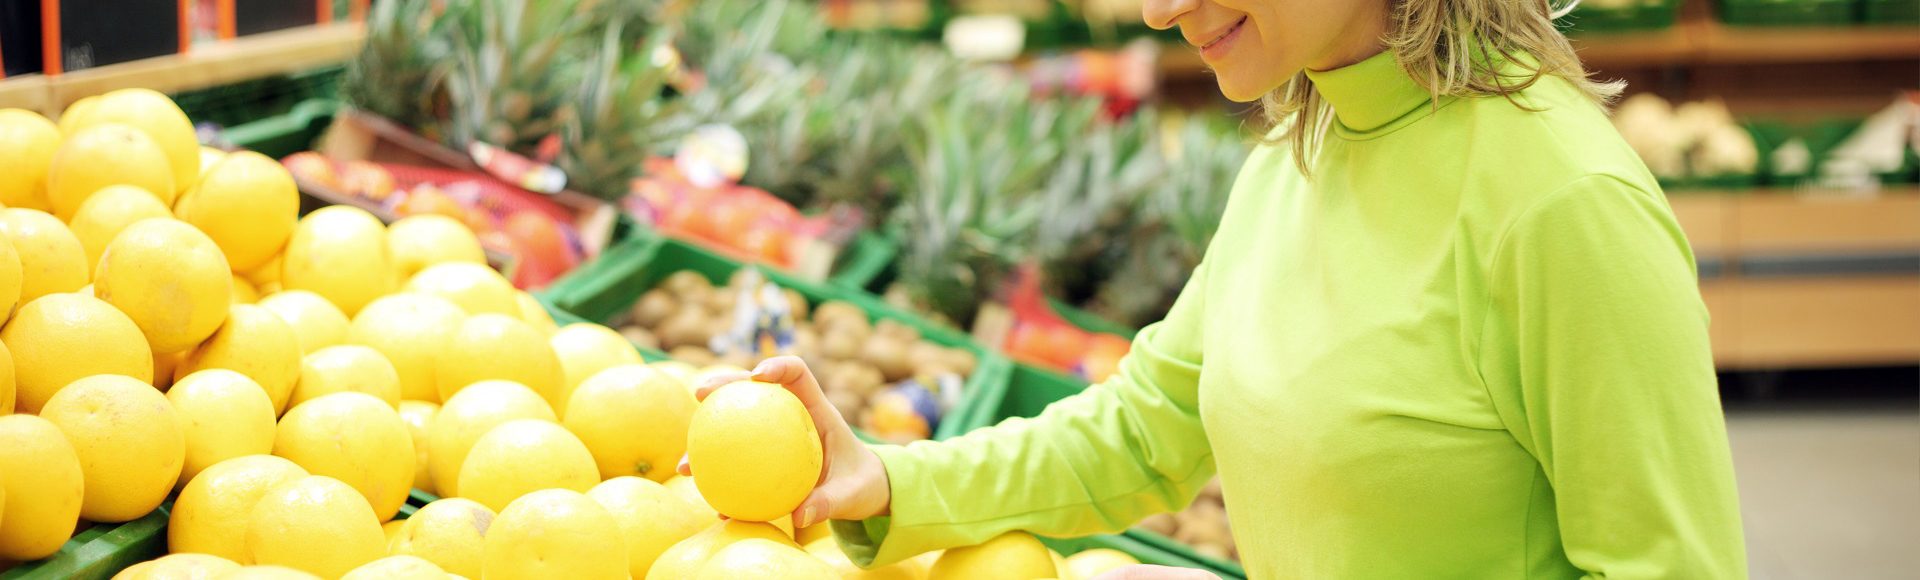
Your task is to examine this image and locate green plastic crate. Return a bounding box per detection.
[1720,0,1855,25]
[1862,0,1920,24]
[1565,0,1681,33]
[173,66,344,130]
[0,504,170,580]
[544,234,1012,441]
[827,230,901,291]
[224,98,339,158]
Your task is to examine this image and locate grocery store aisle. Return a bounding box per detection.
[1726,404,1920,580]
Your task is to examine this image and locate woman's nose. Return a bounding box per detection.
[1142,0,1200,30]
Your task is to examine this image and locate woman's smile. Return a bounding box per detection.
[1198,15,1248,62]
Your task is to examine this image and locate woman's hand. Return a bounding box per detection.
[677,355,892,529]
[1089,565,1223,580]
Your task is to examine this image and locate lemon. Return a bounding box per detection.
[0,292,152,412]
[687,381,823,522]
[281,206,391,316]
[549,323,644,415]
[177,304,301,414]
[290,345,402,409]
[114,553,242,579]
[94,218,232,353]
[397,400,440,494]
[0,109,60,212]
[564,365,694,482]
[426,381,555,497]
[174,151,298,272]
[47,123,175,218]
[201,146,228,174]
[806,537,923,580]
[0,235,20,327]
[482,489,627,580]
[242,252,282,287]
[1063,548,1140,579]
[404,262,517,317]
[0,208,89,304]
[68,185,170,269]
[245,475,386,577]
[231,275,258,304]
[514,291,557,336]
[215,566,322,580]
[41,374,185,522]
[0,341,12,415]
[0,415,85,560]
[387,215,485,286]
[699,538,837,580]
[84,89,199,193]
[349,293,466,401]
[434,313,562,404]
[456,419,598,513]
[169,455,309,562]
[256,290,350,355]
[929,532,1056,580]
[343,555,450,580]
[1051,550,1070,580]
[168,370,278,487]
[384,519,408,551]
[664,475,720,522]
[796,524,831,546]
[394,498,494,578]
[651,360,699,386]
[588,477,708,578]
[274,392,415,522]
[58,96,98,134]
[646,520,795,580]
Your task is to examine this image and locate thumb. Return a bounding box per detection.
[792,487,836,530]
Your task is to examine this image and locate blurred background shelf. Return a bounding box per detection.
[0,24,363,117]
[1574,21,1920,68]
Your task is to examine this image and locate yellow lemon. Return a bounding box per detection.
[244,475,386,577]
[481,489,627,580]
[177,304,300,413]
[1051,549,1070,580]
[113,553,242,579]
[404,262,517,317]
[549,323,644,415]
[242,252,281,287]
[397,400,440,494]
[281,205,390,316]
[0,415,85,560]
[94,218,232,353]
[587,477,708,578]
[664,475,720,522]
[68,185,171,270]
[698,537,837,580]
[806,537,923,580]
[514,291,557,337]
[456,419,597,513]
[434,313,562,404]
[47,123,175,218]
[169,455,309,563]
[0,208,89,304]
[564,365,694,482]
[343,555,449,580]
[256,290,350,355]
[215,566,321,580]
[0,109,60,212]
[168,370,278,487]
[425,381,555,497]
[58,96,99,134]
[394,498,494,578]
[651,361,698,386]
[0,235,20,327]
[0,292,151,412]
[290,345,402,409]
[0,341,11,415]
[796,523,831,546]
[646,520,795,580]
[687,381,822,522]
[387,215,485,285]
[349,293,466,401]
[41,374,185,522]
[929,532,1057,580]
[384,519,409,551]
[79,88,200,194]
[201,146,228,175]
[174,151,298,272]
[1063,548,1140,580]
[273,392,415,522]
[153,349,187,391]
[231,275,258,304]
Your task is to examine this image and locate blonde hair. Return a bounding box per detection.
[1262,0,1623,173]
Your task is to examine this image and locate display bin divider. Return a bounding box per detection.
[0,503,171,580]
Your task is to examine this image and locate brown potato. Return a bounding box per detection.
[668,345,717,367]
[630,290,677,329]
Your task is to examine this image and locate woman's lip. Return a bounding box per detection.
[1200,16,1246,60]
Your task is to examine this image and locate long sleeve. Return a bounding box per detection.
[1477,175,1748,579]
[834,259,1215,567]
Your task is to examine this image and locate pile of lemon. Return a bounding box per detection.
[0,93,1151,580]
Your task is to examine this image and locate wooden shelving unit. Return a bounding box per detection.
[0,24,364,117]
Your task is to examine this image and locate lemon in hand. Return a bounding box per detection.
[686,381,822,522]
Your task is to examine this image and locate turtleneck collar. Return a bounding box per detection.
[1303,50,1434,134]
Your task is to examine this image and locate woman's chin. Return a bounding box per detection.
[1214,74,1272,103]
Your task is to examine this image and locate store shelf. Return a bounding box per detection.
[0,25,363,117]
[1574,21,1920,69]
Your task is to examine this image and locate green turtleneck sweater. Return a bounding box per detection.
[836,51,1749,579]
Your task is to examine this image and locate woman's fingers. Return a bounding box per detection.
[1089,565,1222,580]
[693,370,752,401]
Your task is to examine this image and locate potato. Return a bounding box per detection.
[668,345,717,366]
[1138,513,1178,536]
[863,335,914,382]
[620,326,660,350]
[663,270,712,298]
[819,328,863,361]
[657,308,712,350]
[783,288,810,320]
[630,290,678,329]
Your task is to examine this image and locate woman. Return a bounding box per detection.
[690,0,1749,577]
